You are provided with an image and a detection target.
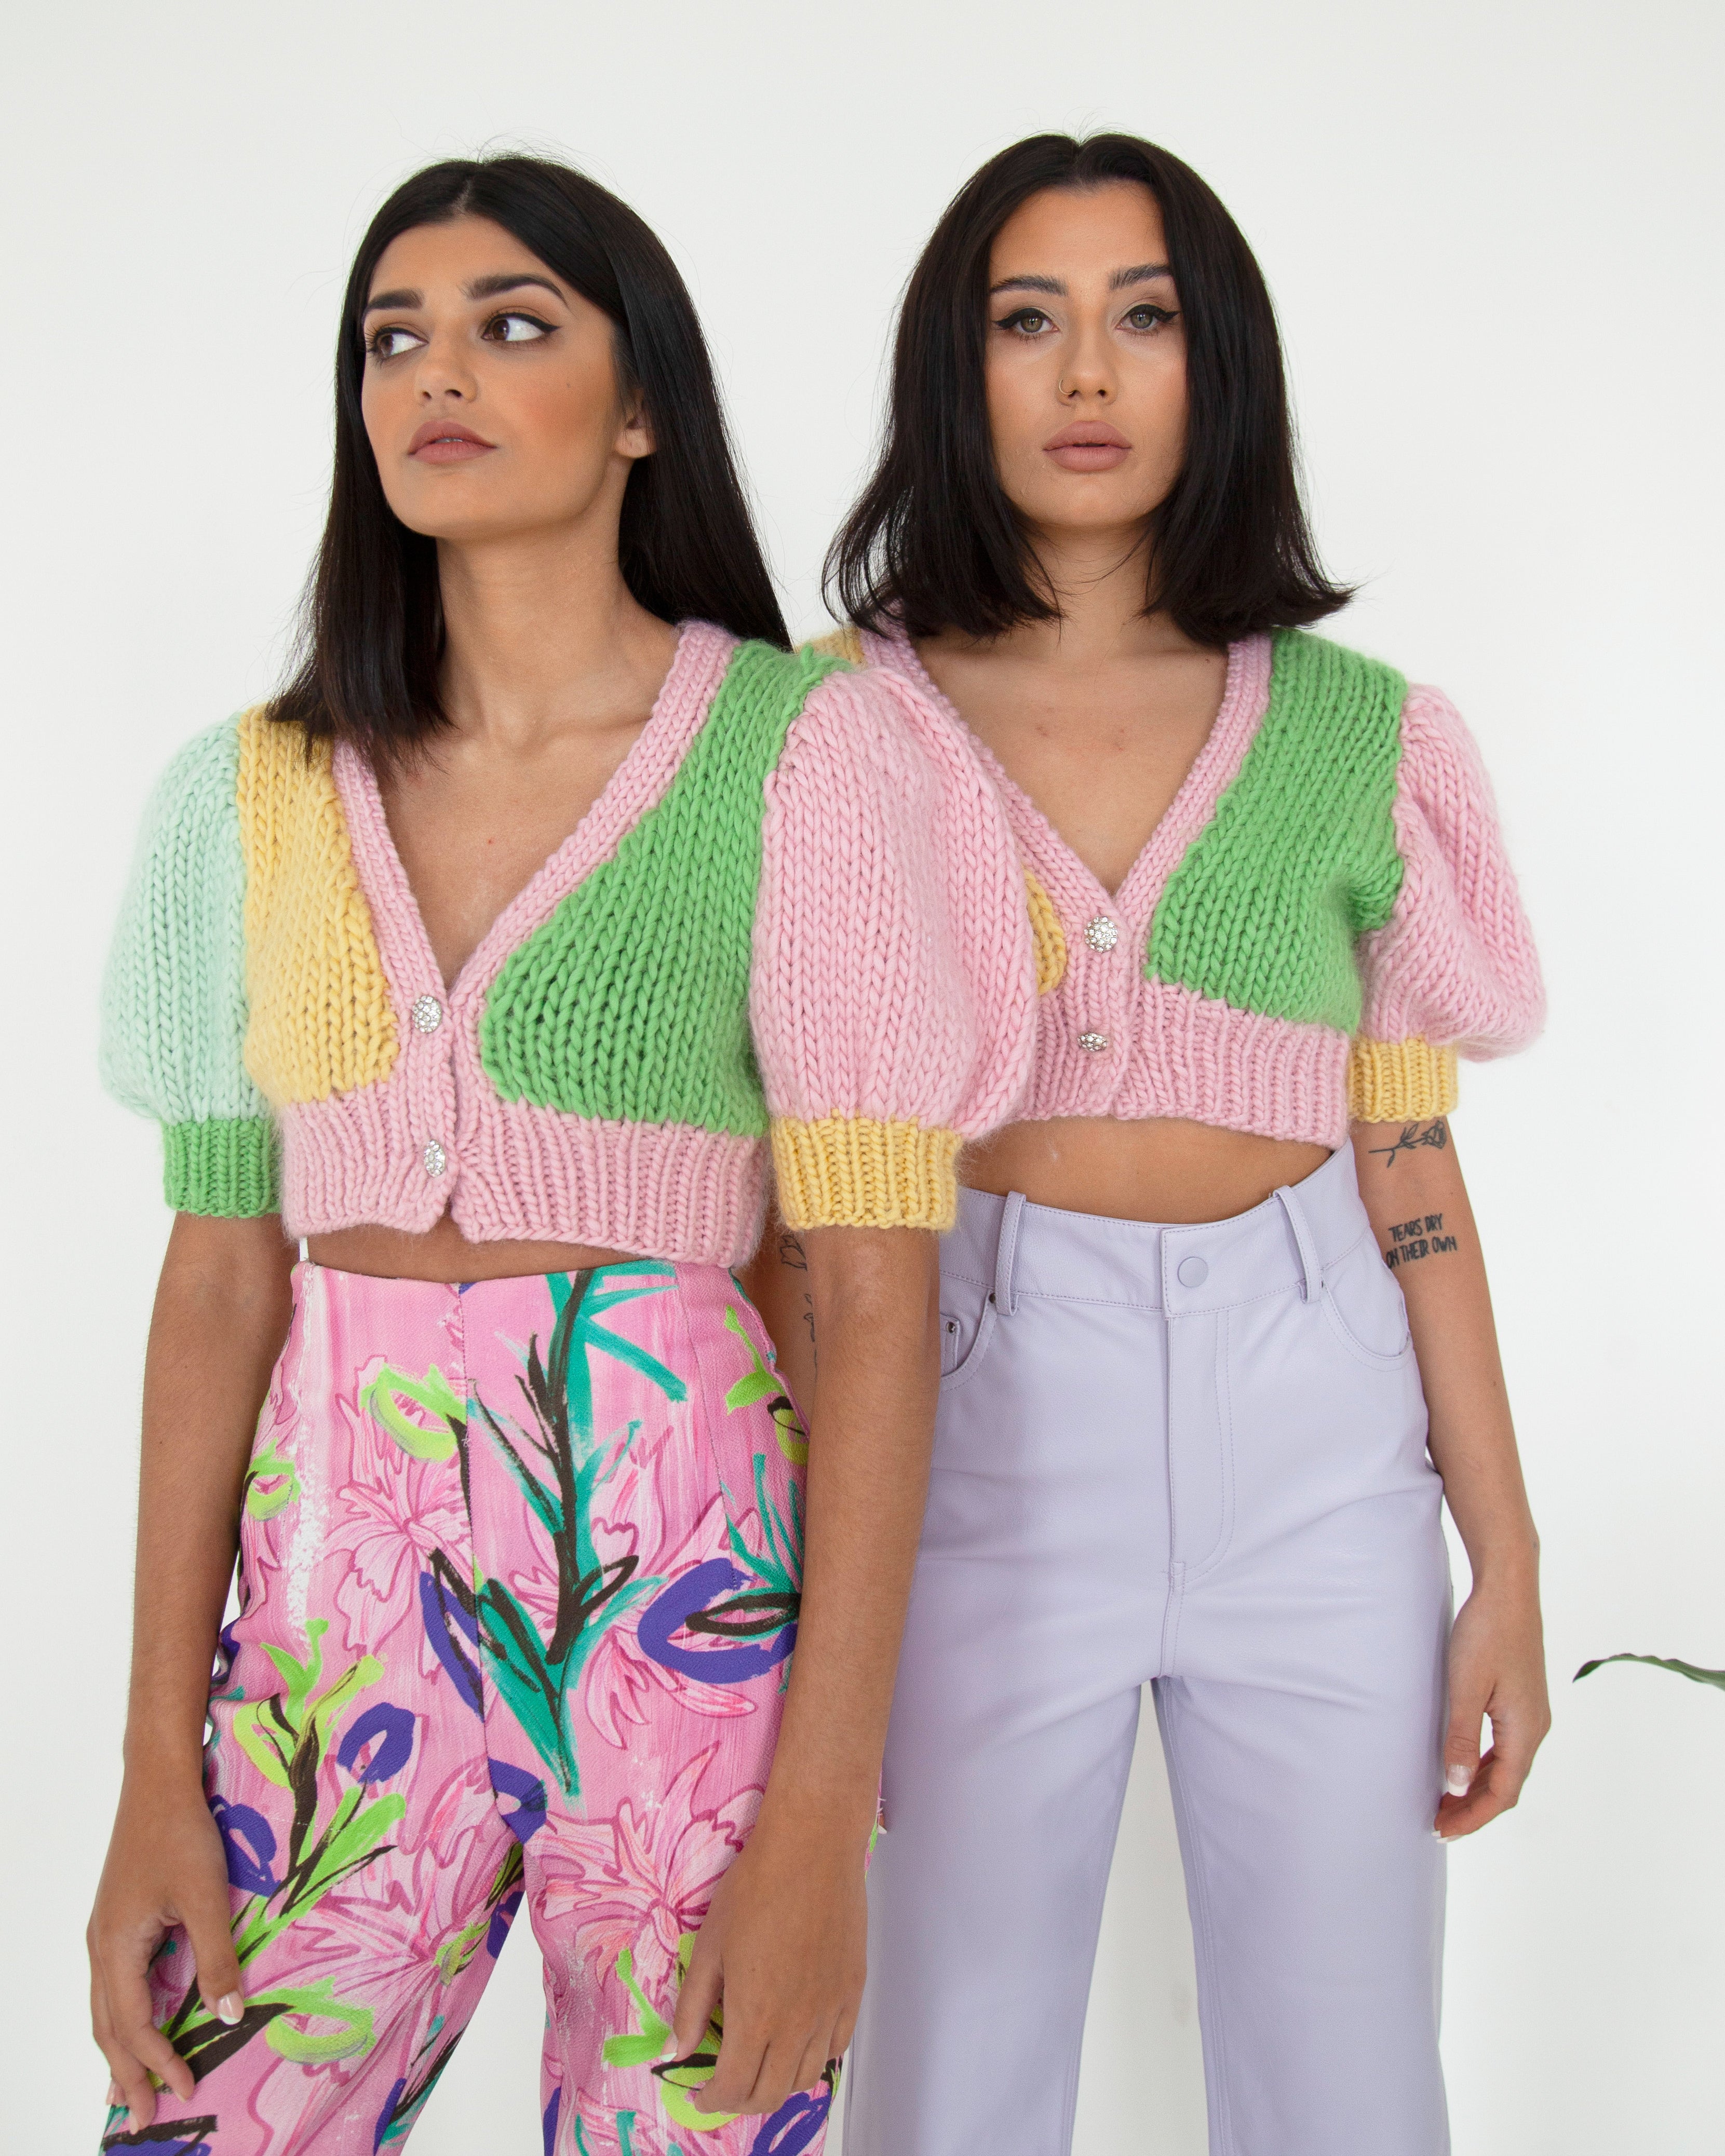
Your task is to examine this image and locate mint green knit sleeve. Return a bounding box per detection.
[99,717,279,1216]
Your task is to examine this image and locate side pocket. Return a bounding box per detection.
[1319,1234,1415,1369]
[938,1272,1000,1393]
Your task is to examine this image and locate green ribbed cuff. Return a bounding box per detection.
[162,1117,280,1217]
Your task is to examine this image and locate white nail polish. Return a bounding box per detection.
[658,2036,678,2063]
[217,1991,245,2026]
[1445,1764,1472,1797]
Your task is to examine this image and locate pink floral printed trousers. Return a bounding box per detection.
[104,1259,827,2156]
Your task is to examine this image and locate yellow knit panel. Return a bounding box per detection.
[1346,1037,1459,1124]
[772,1117,962,1232]
[236,711,398,1106]
[1025,871,1067,995]
[806,625,867,665]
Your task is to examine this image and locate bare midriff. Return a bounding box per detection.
[307,1216,633,1283]
[960,1116,1332,1227]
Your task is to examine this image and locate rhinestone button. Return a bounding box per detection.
[1177,1254,1210,1289]
[1079,1030,1111,1054]
[411,994,443,1034]
[422,1139,448,1178]
[1084,914,1120,953]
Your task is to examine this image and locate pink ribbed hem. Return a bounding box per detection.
[278,1094,766,1267]
[1029,980,1355,1148]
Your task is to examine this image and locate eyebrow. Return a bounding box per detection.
[362,272,567,315]
[1110,261,1174,290]
[988,260,1176,303]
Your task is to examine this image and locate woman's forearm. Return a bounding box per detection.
[756,1224,940,1836]
[125,1213,296,1780]
[1351,1117,1538,1581]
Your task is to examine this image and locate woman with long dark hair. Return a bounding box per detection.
[790,132,1548,2153]
[88,154,1033,2154]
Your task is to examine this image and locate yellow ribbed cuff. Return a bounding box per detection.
[1347,1036,1460,1124]
[771,1116,962,1231]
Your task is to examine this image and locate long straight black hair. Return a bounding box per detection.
[274,155,787,759]
[827,132,1350,647]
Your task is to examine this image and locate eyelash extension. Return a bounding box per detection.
[1122,304,1178,329]
[995,307,1052,335]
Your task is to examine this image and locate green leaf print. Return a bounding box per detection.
[361,1362,466,1462]
[164,1626,403,2077]
[722,1305,807,1464]
[602,1937,740,2134]
[243,1432,301,1518]
[468,1265,682,1799]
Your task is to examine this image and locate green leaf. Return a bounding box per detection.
[1574,1653,1725,1691]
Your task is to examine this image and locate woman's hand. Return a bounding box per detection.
[89,1766,245,2129]
[672,1805,868,2116]
[1436,1573,1551,1838]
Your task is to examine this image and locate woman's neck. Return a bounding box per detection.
[950,523,1202,671]
[435,520,678,754]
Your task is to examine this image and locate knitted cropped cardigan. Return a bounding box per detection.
[101,625,1037,1263]
[819,621,1544,1147]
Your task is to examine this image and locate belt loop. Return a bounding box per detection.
[994,1190,1027,1318]
[1275,1183,1323,1303]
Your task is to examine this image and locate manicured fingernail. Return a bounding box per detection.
[107,2082,124,2106]
[1433,1828,1449,1842]
[217,1991,245,2025]
[658,2036,678,2061]
[1445,1765,1472,1797]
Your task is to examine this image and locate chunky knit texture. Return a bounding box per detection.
[480,641,840,1132]
[851,619,1543,1147]
[237,711,398,1104]
[101,625,1038,1258]
[101,720,279,1213]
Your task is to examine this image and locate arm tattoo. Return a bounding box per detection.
[1367,1118,1450,1168]
[1383,1211,1460,1271]
[777,1232,816,1366]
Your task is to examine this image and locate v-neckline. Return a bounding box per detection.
[873,621,1271,929]
[334,619,735,1015]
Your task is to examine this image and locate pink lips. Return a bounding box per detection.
[1043,421,1131,472]
[408,418,496,463]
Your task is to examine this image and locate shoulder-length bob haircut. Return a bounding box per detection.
[274,154,787,759]
[827,132,1350,648]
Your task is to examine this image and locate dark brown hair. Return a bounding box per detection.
[826,132,1350,646]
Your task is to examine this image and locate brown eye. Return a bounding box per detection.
[484,311,551,344]
[1123,304,1175,332]
[998,308,1050,336]
[368,326,422,361]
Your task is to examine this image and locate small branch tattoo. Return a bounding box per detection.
[1383,1211,1459,1271]
[1368,1119,1450,1168]
[777,1232,816,1366]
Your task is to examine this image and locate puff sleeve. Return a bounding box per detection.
[100,717,280,1215]
[751,665,1036,1230]
[1347,684,1545,1122]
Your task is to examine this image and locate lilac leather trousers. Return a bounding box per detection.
[845,1144,1451,2155]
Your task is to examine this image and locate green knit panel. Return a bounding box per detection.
[480,641,847,1133]
[1146,631,1408,1032]
[164,1117,280,1216]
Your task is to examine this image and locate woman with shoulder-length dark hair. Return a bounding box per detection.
[800,131,1548,2154]
[88,153,1033,2155]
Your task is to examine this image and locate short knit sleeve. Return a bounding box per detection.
[752,666,1036,1231]
[100,716,280,1216]
[1347,684,1544,1122]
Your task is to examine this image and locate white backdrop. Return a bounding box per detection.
[5,2,1721,2149]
